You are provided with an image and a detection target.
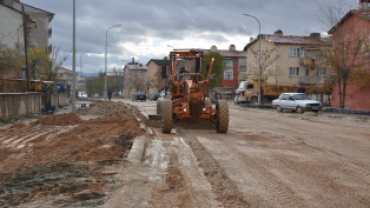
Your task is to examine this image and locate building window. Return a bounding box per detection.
[223,60,233,66]
[224,69,233,80]
[318,69,326,76]
[289,67,299,76]
[305,68,310,76]
[239,66,246,72]
[290,48,300,57]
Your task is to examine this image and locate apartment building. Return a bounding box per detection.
[244,30,331,86]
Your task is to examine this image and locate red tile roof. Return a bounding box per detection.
[329,9,370,34]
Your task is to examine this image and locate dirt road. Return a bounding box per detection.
[125,99,370,208]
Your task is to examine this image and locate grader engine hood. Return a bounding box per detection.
[185,79,205,117]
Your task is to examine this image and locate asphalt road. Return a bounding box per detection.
[118,98,370,208]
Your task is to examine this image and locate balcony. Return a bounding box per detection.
[48,28,52,38]
[300,48,323,66]
[299,75,321,84]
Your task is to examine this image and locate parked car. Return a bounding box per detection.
[149,92,161,101]
[132,92,146,101]
[78,92,88,98]
[160,91,169,98]
[272,93,322,114]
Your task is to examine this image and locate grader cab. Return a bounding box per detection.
[157,51,229,133]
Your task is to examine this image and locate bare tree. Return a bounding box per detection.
[146,67,166,93]
[315,0,349,33]
[324,14,370,108]
[112,67,124,96]
[124,70,146,97]
[248,47,282,82]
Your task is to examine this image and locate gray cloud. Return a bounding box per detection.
[22,0,356,73]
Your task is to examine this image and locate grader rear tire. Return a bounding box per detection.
[161,100,172,133]
[216,100,229,133]
[204,98,212,107]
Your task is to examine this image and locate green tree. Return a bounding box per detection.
[202,51,225,89]
[0,44,23,79]
[28,46,69,81]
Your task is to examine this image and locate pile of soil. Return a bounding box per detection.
[77,101,136,119]
[32,113,82,126]
[0,115,144,174]
[0,113,145,207]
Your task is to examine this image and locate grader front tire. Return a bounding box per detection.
[216,100,229,133]
[161,100,173,133]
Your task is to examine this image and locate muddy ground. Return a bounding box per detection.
[2,98,370,208]
[0,101,145,207]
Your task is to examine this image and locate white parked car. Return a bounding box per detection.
[160,91,169,98]
[272,93,322,114]
[78,92,88,98]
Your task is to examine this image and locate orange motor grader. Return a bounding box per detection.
[157,51,229,133]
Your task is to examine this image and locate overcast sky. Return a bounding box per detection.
[22,0,356,74]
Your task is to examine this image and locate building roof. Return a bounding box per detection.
[329,9,370,34]
[146,59,171,66]
[244,34,331,51]
[56,67,79,75]
[0,2,22,14]
[199,49,246,58]
[0,1,54,22]
[13,1,54,16]
[172,48,246,58]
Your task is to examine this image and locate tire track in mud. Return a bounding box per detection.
[177,127,250,208]
[197,131,370,208]
[199,134,311,208]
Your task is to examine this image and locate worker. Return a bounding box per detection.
[108,89,113,101]
[297,86,306,93]
[179,67,189,74]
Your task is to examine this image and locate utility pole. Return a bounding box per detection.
[104,24,121,101]
[244,14,261,104]
[72,0,76,112]
[22,6,30,92]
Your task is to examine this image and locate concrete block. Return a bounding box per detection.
[127,135,146,164]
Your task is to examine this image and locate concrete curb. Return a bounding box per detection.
[127,135,146,164]
[240,104,273,109]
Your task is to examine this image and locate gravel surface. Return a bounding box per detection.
[187,105,370,208]
[102,99,370,207]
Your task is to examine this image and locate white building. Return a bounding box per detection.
[0,1,37,53]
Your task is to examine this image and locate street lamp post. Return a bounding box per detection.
[105,24,121,101]
[244,14,261,104]
[80,51,89,91]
